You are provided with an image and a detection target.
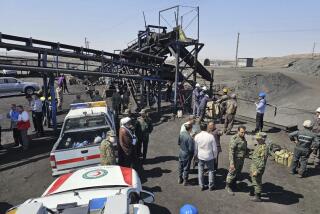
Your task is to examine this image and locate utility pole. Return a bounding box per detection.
[312,42,316,59]
[235,32,240,68]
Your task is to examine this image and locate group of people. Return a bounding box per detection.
[178,109,320,202]
[99,108,153,169]
[0,104,31,150]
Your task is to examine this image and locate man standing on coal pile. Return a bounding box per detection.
[225,125,248,195]
[198,87,210,121]
[289,120,319,178]
[136,109,153,163]
[194,123,218,191]
[224,93,238,135]
[254,92,267,133]
[118,117,136,167]
[250,132,275,202]
[178,123,194,186]
[112,89,121,116]
[311,107,320,167]
[192,83,201,117]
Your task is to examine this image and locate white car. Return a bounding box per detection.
[50,101,117,176]
[6,166,154,214]
[1,69,17,75]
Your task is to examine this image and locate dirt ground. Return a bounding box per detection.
[0,74,320,214]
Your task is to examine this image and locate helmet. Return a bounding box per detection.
[202,86,207,91]
[255,132,267,140]
[230,93,237,99]
[223,88,228,93]
[180,204,198,214]
[303,120,313,128]
[316,107,320,113]
[195,83,200,88]
[258,92,266,98]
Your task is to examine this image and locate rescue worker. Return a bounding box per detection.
[100,131,117,165]
[136,109,153,162]
[112,89,121,116]
[118,117,136,167]
[289,120,319,177]
[198,88,210,121]
[192,83,201,117]
[224,93,238,134]
[178,123,194,186]
[250,132,274,202]
[56,85,63,111]
[226,125,248,195]
[72,94,85,104]
[311,107,320,167]
[216,88,229,123]
[254,92,267,133]
[17,105,31,150]
[91,90,103,102]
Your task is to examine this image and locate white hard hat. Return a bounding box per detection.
[202,86,207,91]
[303,120,313,128]
[94,136,102,144]
[120,117,131,126]
[231,93,237,99]
[195,83,200,87]
[316,107,320,113]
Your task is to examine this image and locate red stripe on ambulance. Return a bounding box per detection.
[46,172,73,195]
[56,154,100,165]
[120,167,132,186]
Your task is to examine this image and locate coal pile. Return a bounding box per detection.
[235,72,302,102]
[287,58,320,76]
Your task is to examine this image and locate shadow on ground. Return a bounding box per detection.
[0,202,13,214]
[144,156,178,165]
[263,182,304,205]
[148,203,171,214]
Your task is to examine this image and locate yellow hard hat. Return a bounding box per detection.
[256,132,267,139]
[223,88,228,93]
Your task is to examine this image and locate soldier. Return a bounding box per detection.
[289,120,319,177]
[311,107,320,167]
[225,125,248,195]
[250,132,274,202]
[136,109,153,162]
[224,93,238,135]
[216,88,229,123]
[100,131,117,165]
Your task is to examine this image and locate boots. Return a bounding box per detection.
[225,183,234,195]
[251,193,262,202]
[178,177,183,184]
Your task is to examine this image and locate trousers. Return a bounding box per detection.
[179,156,192,180]
[255,112,264,132]
[198,159,215,188]
[291,147,309,176]
[226,158,244,184]
[224,114,235,133]
[251,173,263,194]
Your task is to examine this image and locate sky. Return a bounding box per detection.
[0,0,320,59]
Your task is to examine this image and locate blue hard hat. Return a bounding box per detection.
[258,92,266,97]
[180,204,198,214]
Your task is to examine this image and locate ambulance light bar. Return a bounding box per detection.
[70,101,107,109]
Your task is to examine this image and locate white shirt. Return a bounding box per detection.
[32,99,43,112]
[18,111,29,122]
[194,131,217,161]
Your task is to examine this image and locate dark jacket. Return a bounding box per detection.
[178,131,194,160]
[289,128,319,151]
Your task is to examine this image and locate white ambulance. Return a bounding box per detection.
[6,166,154,214]
[50,101,116,176]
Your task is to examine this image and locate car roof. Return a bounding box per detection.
[66,106,107,118]
[42,166,136,196]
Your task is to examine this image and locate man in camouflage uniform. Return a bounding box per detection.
[311,107,320,166]
[216,88,229,123]
[289,120,319,177]
[224,93,238,135]
[100,131,117,165]
[225,125,248,195]
[250,132,274,202]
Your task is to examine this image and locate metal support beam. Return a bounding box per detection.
[174,42,180,113]
[49,74,57,131]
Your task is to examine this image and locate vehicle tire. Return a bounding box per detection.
[25,87,35,95]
